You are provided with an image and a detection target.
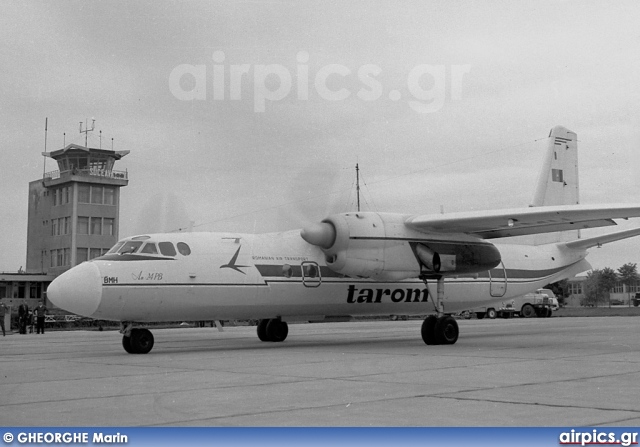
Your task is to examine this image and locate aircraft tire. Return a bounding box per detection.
[257,319,270,342]
[122,335,134,354]
[435,316,459,345]
[266,319,288,342]
[129,328,154,354]
[487,308,497,319]
[521,304,536,318]
[421,315,439,345]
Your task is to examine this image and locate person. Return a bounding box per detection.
[28,310,34,333]
[33,301,48,334]
[0,301,8,336]
[18,304,28,334]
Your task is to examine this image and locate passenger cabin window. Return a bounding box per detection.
[158,242,177,257]
[140,243,158,254]
[303,263,318,278]
[177,242,191,256]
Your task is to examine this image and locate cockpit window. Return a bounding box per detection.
[177,242,191,256]
[107,241,125,254]
[158,242,177,257]
[118,241,144,254]
[140,243,158,254]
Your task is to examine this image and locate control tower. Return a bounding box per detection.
[26,144,129,275]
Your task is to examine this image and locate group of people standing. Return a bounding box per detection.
[0,301,48,336]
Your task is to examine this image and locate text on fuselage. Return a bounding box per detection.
[347,285,429,303]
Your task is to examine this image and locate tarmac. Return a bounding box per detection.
[1,316,639,427]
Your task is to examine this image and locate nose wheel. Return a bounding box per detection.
[121,323,155,354]
[420,275,459,345]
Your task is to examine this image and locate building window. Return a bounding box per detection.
[91,186,103,204]
[64,217,70,235]
[77,248,88,264]
[51,250,56,267]
[89,248,102,259]
[104,187,115,205]
[52,219,58,236]
[0,285,6,299]
[90,217,102,235]
[78,184,90,203]
[103,218,114,236]
[15,282,26,298]
[77,216,89,234]
[612,282,624,294]
[30,283,42,299]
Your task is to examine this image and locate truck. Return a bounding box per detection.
[473,289,556,319]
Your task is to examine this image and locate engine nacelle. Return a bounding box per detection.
[301,212,501,281]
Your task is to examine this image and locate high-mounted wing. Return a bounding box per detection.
[405,203,640,239]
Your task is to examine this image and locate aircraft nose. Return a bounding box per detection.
[47,262,103,317]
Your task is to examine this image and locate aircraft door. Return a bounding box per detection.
[301,261,321,288]
[489,261,507,297]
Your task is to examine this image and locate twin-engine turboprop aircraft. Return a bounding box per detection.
[47,126,640,353]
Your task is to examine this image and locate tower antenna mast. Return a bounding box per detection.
[79,118,96,147]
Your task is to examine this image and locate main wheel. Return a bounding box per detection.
[486,308,497,319]
[266,319,288,342]
[129,328,154,354]
[257,319,270,342]
[421,315,439,345]
[122,335,134,354]
[521,304,535,318]
[435,316,459,345]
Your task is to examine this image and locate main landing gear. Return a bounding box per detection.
[257,318,288,342]
[121,322,155,354]
[420,275,459,345]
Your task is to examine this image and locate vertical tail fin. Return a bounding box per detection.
[527,126,579,245]
[530,125,579,207]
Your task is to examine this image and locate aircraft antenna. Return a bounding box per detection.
[356,163,361,212]
[42,117,48,178]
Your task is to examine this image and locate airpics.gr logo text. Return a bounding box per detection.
[169,51,471,113]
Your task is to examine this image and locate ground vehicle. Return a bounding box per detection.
[474,290,554,319]
[634,293,640,307]
[508,291,554,318]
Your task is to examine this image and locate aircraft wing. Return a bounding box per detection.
[404,203,640,239]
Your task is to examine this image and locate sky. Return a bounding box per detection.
[1,0,639,273]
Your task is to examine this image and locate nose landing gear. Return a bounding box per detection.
[121,322,155,354]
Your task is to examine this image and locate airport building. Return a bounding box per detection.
[26,143,129,275]
[1,143,129,317]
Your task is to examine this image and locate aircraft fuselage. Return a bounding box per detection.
[49,229,588,323]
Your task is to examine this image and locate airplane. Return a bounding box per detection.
[47,126,640,354]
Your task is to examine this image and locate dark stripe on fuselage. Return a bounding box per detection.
[95,254,176,261]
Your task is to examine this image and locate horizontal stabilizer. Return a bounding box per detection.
[405,203,640,239]
[564,227,640,250]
